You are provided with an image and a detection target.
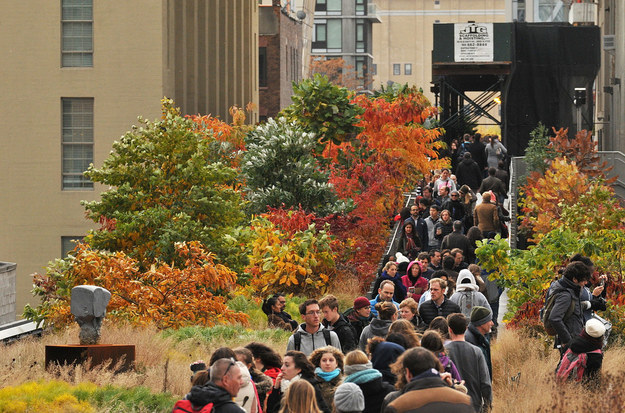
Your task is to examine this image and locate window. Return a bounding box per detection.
[316,0,340,13]
[393,64,401,75]
[62,98,94,189]
[62,0,93,67]
[62,236,84,257]
[356,20,365,53]
[371,63,377,75]
[356,0,366,15]
[404,63,412,75]
[259,47,267,87]
[312,20,342,51]
[315,0,327,12]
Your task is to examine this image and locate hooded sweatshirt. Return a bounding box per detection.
[449,269,491,318]
[358,318,393,351]
[401,261,428,302]
[234,362,258,413]
[287,323,342,356]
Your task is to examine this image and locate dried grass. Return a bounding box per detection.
[6,321,625,411]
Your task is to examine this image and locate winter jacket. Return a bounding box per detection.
[424,216,440,249]
[383,372,473,413]
[369,294,400,318]
[323,314,358,353]
[581,286,607,322]
[419,298,461,327]
[547,277,584,348]
[450,270,492,319]
[287,323,342,356]
[456,157,483,191]
[441,232,472,260]
[438,353,462,382]
[235,362,258,413]
[470,140,487,171]
[478,176,506,200]
[473,201,499,234]
[465,323,492,379]
[359,318,393,351]
[401,261,428,302]
[485,140,507,169]
[441,199,466,222]
[403,217,429,253]
[372,272,407,303]
[187,383,245,413]
[344,367,396,413]
[315,372,343,410]
[445,340,492,413]
[434,220,454,241]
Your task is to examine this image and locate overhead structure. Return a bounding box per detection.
[432,22,600,156]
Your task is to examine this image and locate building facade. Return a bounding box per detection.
[373,0,505,102]
[311,0,381,92]
[0,0,259,314]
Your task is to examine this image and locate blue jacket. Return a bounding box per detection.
[369,295,400,317]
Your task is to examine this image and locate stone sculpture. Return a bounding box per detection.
[70,285,111,345]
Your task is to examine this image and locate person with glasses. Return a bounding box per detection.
[185,358,246,413]
[287,299,342,357]
[441,191,466,223]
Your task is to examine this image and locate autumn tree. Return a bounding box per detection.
[309,57,373,91]
[82,99,244,267]
[25,242,248,329]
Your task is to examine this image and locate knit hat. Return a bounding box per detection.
[470,306,492,326]
[334,382,365,413]
[585,318,606,338]
[354,296,370,311]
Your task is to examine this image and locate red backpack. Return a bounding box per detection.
[556,348,602,382]
[172,400,213,413]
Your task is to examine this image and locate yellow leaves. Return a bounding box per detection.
[245,217,334,296]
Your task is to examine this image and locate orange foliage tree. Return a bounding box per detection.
[309,57,373,91]
[25,241,248,329]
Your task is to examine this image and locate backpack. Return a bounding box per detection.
[172,400,213,413]
[540,290,575,335]
[457,142,471,162]
[294,328,331,351]
[556,348,602,382]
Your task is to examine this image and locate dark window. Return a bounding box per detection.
[62,0,93,67]
[259,47,267,87]
[62,97,94,190]
[315,0,327,12]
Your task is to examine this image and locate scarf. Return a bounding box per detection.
[343,362,372,376]
[344,368,382,384]
[315,367,341,382]
[280,373,301,393]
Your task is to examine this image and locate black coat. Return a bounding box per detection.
[456,158,483,191]
[547,277,584,347]
[419,298,461,327]
[323,314,358,353]
[469,141,487,171]
[568,333,603,383]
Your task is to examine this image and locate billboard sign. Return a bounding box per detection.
[454,23,494,62]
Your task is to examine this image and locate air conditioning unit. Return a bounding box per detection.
[569,3,597,24]
[604,35,616,51]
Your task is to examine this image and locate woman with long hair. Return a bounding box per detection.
[465,226,483,265]
[434,210,454,243]
[387,319,420,348]
[485,135,507,169]
[397,222,421,261]
[279,380,322,413]
[267,351,330,413]
[309,346,344,410]
[420,330,462,382]
[245,342,283,387]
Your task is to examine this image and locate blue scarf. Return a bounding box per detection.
[344,368,382,384]
[315,367,341,382]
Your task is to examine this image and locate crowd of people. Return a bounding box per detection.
[173,134,610,413]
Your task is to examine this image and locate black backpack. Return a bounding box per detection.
[294,329,331,351]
